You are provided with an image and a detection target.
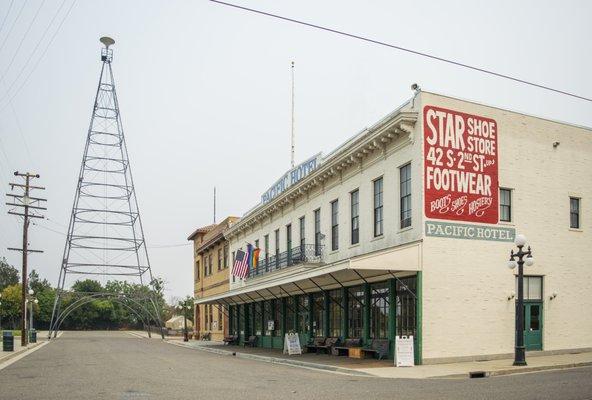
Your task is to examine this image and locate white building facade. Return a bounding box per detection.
[196,91,591,364]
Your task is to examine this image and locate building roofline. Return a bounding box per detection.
[187,224,217,241]
[421,90,592,132]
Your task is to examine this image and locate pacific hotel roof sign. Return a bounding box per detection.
[225,103,418,239]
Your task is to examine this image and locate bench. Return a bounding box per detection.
[314,337,340,355]
[304,337,326,353]
[332,338,362,356]
[243,335,258,348]
[223,335,239,345]
[360,339,389,360]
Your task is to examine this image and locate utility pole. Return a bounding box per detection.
[290,61,295,168]
[6,172,46,346]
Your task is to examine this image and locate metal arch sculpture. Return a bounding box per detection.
[48,37,164,339]
[52,293,161,337]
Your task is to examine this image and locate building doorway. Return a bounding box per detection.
[524,302,542,350]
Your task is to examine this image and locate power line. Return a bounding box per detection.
[0,0,68,107]
[0,0,15,35]
[0,0,77,112]
[0,0,28,57]
[0,0,46,80]
[209,0,592,103]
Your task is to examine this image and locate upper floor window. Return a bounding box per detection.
[299,216,305,249]
[286,224,292,265]
[264,234,269,269]
[351,189,359,245]
[223,244,228,268]
[499,188,512,222]
[314,209,321,256]
[570,197,581,229]
[331,199,339,251]
[195,260,200,282]
[217,248,223,271]
[274,229,280,267]
[400,163,412,229]
[203,256,208,277]
[208,254,213,276]
[373,177,383,237]
[231,251,236,282]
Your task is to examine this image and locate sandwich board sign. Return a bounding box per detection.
[395,335,414,367]
[283,333,302,355]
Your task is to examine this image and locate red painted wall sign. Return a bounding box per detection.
[423,106,499,224]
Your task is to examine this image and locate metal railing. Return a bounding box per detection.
[248,244,324,278]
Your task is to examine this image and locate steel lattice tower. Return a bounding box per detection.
[49,37,163,338]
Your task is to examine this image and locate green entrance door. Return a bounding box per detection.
[524,302,542,351]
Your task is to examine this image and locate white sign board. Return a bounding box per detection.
[395,335,414,367]
[283,333,302,355]
[267,320,275,332]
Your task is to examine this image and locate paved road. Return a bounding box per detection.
[0,331,591,400]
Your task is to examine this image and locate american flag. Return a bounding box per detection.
[232,248,250,279]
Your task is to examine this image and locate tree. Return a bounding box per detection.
[1,284,22,329]
[0,257,19,291]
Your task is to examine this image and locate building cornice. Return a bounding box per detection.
[225,109,418,239]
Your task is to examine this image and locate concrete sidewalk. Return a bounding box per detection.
[0,331,49,365]
[127,331,592,379]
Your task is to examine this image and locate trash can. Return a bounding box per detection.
[3,331,14,352]
[29,329,37,343]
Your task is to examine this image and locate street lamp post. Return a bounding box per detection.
[507,234,534,366]
[27,289,37,331]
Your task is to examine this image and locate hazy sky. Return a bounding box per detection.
[0,0,590,302]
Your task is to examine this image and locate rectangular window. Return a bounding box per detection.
[370,282,389,339]
[351,189,359,245]
[400,163,412,228]
[312,292,325,337]
[217,306,223,331]
[373,177,384,237]
[299,216,305,250]
[208,254,213,275]
[396,276,416,337]
[223,245,228,268]
[329,289,342,337]
[274,229,280,268]
[231,252,235,282]
[500,188,512,222]
[517,276,543,300]
[570,197,580,229]
[203,256,208,277]
[194,260,200,282]
[286,297,296,333]
[273,300,281,337]
[254,239,260,273]
[254,302,263,335]
[286,224,292,266]
[217,248,222,271]
[264,234,269,270]
[331,200,339,251]
[314,209,321,256]
[348,286,364,338]
[297,296,309,333]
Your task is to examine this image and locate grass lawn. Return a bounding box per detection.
[1,330,22,336]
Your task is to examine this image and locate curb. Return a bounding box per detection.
[164,340,592,380]
[438,361,592,379]
[165,340,374,377]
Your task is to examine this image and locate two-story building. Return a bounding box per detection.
[195,91,591,364]
[188,216,239,340]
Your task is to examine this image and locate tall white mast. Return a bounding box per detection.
[290,61,295,168]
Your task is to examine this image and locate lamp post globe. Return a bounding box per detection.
[28,289,34,296]
[514,234,527,247]
[525,256,535,267]
[507,260,517,270]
